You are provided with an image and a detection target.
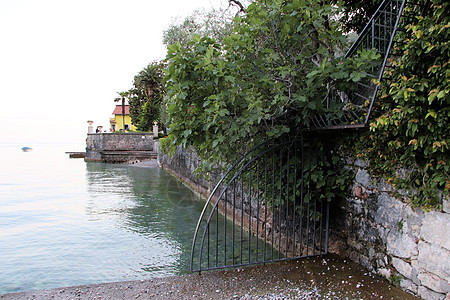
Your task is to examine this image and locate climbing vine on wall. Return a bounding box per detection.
[353,0,449,208]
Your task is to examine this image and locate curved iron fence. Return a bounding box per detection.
[191,139,331,272]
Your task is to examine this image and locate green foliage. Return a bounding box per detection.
[165,0,376,170]
[127,61,166,131]
[354,0,449,208]
[389,273,403,286]
[159,136,177,157]
[137,101,160,132]
[299,142,354,213]
[330,0,383,33]
[160,0,447,211]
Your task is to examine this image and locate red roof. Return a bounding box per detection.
[112,105,130,115]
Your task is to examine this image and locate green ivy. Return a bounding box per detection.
[159,136,177,157]
[353,0,449,208]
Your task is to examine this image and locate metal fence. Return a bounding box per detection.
[310,0,408,130]
[191,139,331,272]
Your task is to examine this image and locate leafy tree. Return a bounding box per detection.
[162,8,235,48]
[128,61,166,131]
[127,87,146,128]
[162,0,447,209]
[165,0,375,169]
[330,0,383,33]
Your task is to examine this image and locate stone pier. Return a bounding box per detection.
[85,132,156,163]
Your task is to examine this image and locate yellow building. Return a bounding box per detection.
[110,105,137,132]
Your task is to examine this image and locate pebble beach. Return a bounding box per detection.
[1,255,417,300]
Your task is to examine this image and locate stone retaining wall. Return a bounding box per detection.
[329,158,449,300]
[156,143,449,300]
[85,133,154,162]
[155,141,221,198]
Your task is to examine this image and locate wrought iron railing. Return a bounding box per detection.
[310,0,408,130]
[191,139,330,272]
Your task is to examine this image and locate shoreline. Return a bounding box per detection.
[127,159,160,168]
[1,255,417,299]
[1,158,418,299]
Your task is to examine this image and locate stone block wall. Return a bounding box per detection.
[85,133,154,162]
[155,141,221,198]
[156,143,449,299]
[329,158,449,300]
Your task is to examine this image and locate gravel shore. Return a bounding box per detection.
[1,255,417,300]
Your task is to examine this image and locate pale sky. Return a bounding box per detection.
[0,0,228,149]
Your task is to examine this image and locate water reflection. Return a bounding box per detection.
[84,163,205,275]
[0,145,281,294]
[0,145,214,294]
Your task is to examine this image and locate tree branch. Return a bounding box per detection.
[228,0,246,13]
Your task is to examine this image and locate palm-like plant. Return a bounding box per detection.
[134,61,165,116]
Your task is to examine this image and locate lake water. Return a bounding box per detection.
[0,144,206,294]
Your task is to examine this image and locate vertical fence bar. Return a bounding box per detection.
[224,189,227,266]
[320,147,326,253]
[271,153,275,261]
[306,143,311,256]
[285,147,290,257]
[240,172,244,265]
[264,155,268,262]
[278,149,283,258]
[232,180,236,266]
[319,197,324,254]
[256,160,260,262]
[312,143,317,256]
[319,150,324,254]
[207,224,210,269]
[215,207,219,267]
[299,141,305,256]
[325,201,330,254]
[248,166,252,263]
[293,142,298,256]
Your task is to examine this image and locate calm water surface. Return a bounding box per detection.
[0,144,205,293]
